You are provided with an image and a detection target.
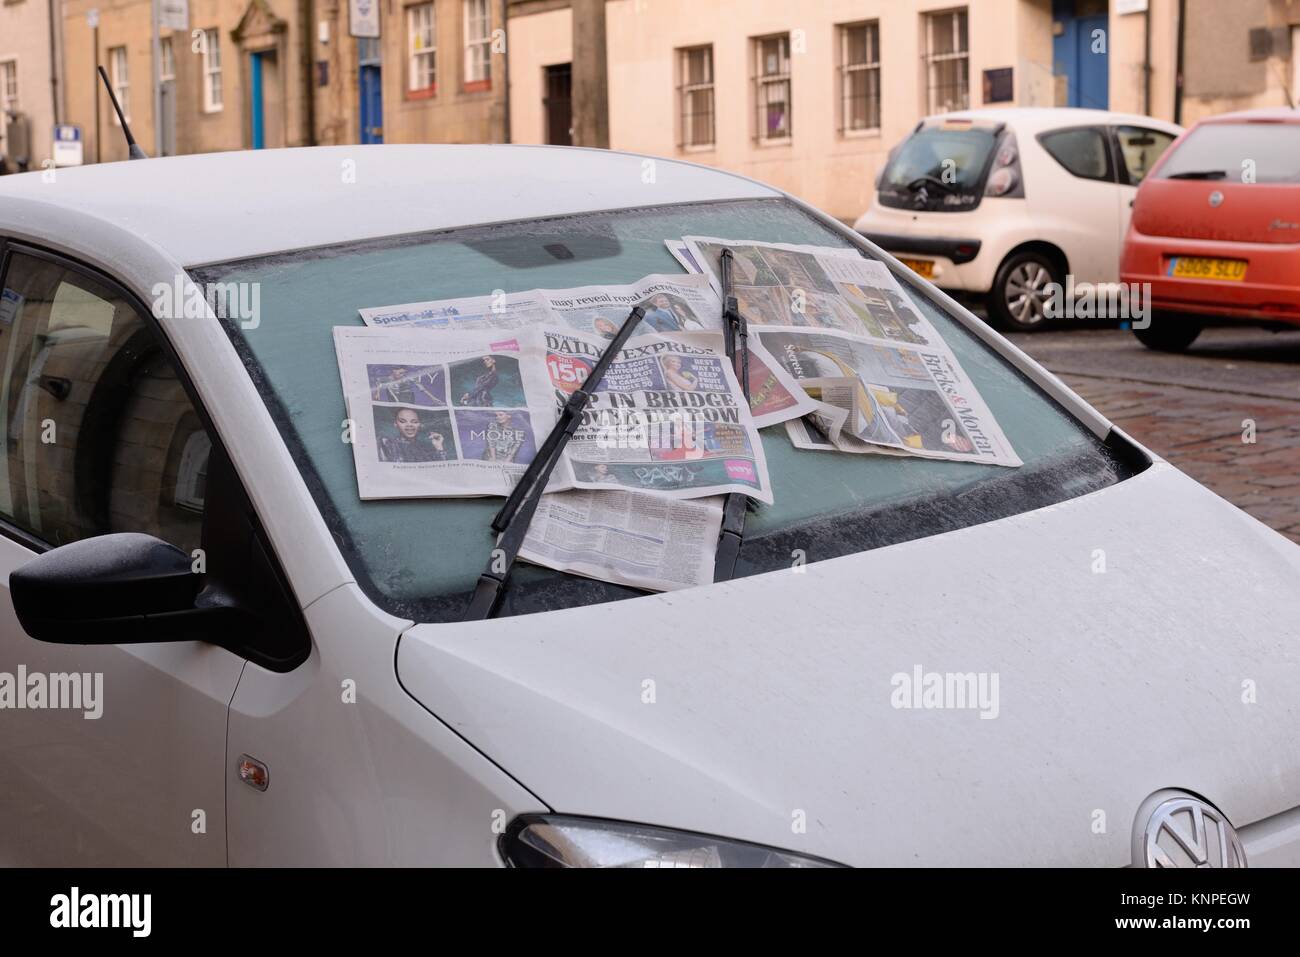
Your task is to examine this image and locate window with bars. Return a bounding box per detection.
[463,0,491,87]
[753,34,791,143]
[202,29,222,112]
[408,3,436,93]
[677,45,714,149]
[839,21,880,133]
[923,9,969,115]
[110,46,130,124]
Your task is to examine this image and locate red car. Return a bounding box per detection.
[1121,108,1300,351]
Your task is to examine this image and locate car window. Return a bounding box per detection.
[0,251,209,553]
[877,124,998,211]
[1155,121,1300,183]
[1038,126,1112,182]
[197,197,1140,623]
[1114,125,1176,185]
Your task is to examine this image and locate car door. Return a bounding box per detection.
[1112,124,1178,238]
[1035,124,1121,284]
[0,245,244,865]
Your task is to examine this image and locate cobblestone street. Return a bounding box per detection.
[1008,326,1300,544]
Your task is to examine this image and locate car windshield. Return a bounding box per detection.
[1157,122,1300,183]
[195,197,1140,623]
[878,124,998,210]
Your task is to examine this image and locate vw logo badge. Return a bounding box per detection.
[1139,795,1247,868]
[1209,190,1225,207]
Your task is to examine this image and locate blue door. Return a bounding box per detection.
[250,52,266,149]
[1053,1,1110,109]
[359,39,383,144]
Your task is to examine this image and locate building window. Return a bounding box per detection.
[1,59,18,113]
[202,29,222,112]
[753,34,791,143]
[677,45,714,149]
[923,9,969,115]
[463,0,491,88]
[109,46,129,123]
[160,37,175,82]
[839,21,880,134]
[408,3,436,94]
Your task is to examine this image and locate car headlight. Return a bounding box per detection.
[500,815,845,868]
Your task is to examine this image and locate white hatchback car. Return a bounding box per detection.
[0,147,1297,867]
[854,108,1182,330]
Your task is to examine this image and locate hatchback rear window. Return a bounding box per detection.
[1157,122,1300,183]
[877,125,998,211]
[196,198,1141,623]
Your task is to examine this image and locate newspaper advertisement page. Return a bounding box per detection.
[517,490,723,591]
[334,327,562,499]
[543,327,775,503]
[678,237,1021,467]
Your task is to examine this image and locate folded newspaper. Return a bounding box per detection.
[334,323,774,504]
[517,490,723,592]
[671,238,1022,467]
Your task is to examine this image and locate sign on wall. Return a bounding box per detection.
[159,0,189,31]
[1116,0,1149,14]
[349,0,380,39]
[53,125,84,167]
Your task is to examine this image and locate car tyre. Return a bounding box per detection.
[988,250,1062,332]
[1132,313,1203,352]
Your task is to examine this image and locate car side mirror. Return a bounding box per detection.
[10,532,254,645]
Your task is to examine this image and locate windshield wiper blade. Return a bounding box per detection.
[464,304,647,620]
[714,248,752,583]
[906,174,956,193]
[1166,169,1227,180]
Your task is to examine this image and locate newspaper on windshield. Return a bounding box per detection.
[334,324,774,503]
[517,490,723,592]
[674,237,1022,467]
[358,274,817,429]
[360,274,718,335]
[334,326,553,499]
[542,327,773,503]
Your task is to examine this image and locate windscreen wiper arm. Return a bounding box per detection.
[714,248,752,583]
[463,304,647,621]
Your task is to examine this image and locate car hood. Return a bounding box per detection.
[397,463,1300,866]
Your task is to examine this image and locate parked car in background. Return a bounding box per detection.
[854,108,1181,331]
[1120,108,1300,352]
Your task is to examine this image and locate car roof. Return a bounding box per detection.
[925,107,1183,134]
[1196,107,1300,124]
[0,144,778,267]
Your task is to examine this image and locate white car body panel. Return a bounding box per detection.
[853,109,1182,295]
[399,463,1300,867]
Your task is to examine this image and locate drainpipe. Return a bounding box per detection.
[1173,0,1186,125]
[47,0,61,125]
[500,0,511,143]
[302,0,317,145]
[1142,1,1151,116]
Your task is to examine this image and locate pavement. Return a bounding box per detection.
[1004,325,1300,544]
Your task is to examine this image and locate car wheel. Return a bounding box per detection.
[989,251,1062,331]
[1132,313,1203,352]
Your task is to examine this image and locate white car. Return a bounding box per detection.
[0,146,1297,867]
[854,108,1182,330]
